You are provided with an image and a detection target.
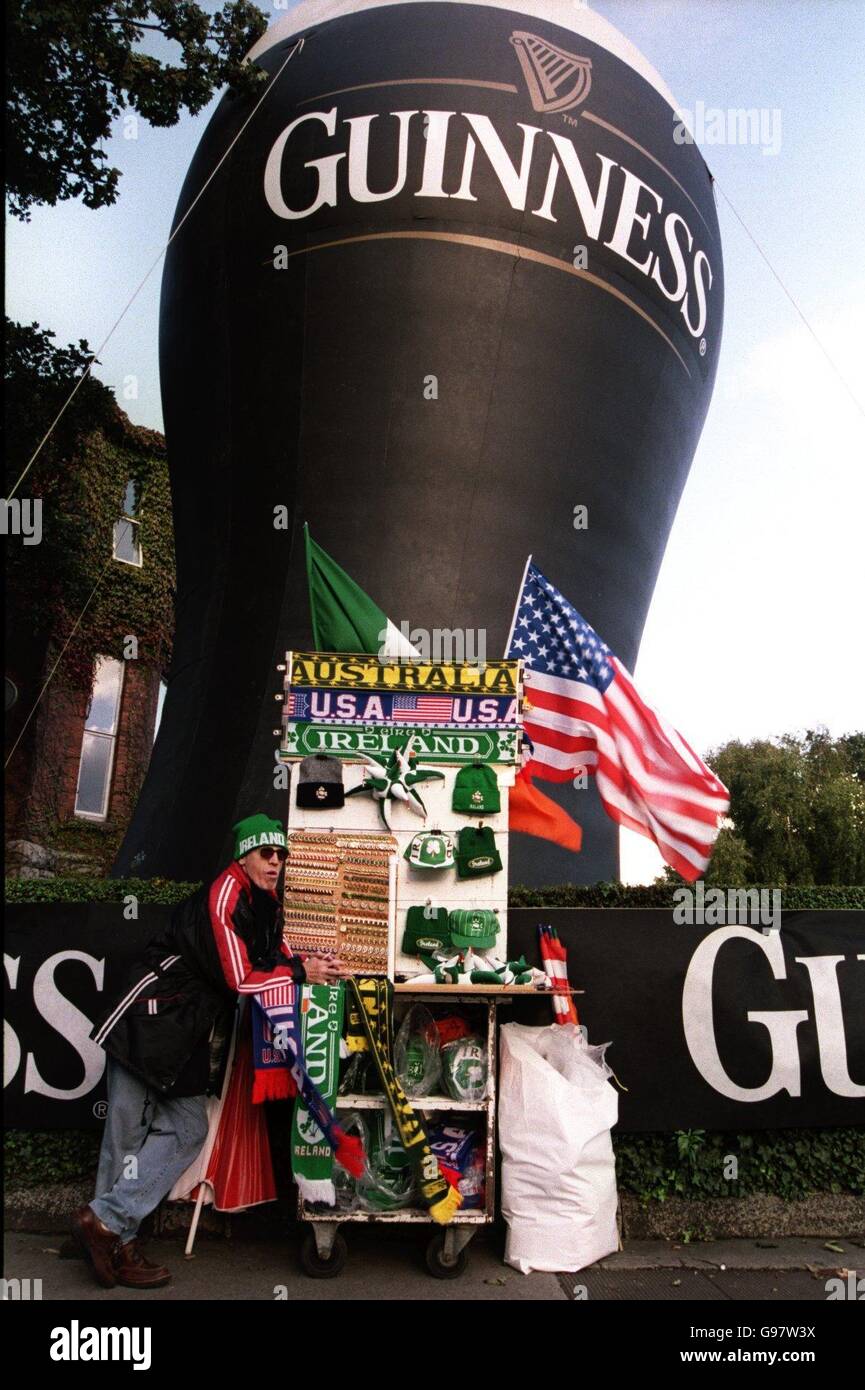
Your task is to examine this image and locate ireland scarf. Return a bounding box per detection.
[251,985,364,1185]
[290,983,346,1205]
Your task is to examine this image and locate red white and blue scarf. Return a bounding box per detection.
[251,983,363,1179]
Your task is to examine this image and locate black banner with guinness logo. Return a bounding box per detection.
[6,905,862,1133]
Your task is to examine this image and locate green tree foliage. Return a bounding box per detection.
[700,826,753,886]
[704,731,865,886]
[6,0,268,219]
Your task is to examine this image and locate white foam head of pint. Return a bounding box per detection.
[248,0,682,114]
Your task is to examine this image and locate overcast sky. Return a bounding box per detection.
[7,1,864,882]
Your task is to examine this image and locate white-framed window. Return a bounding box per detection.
[74,656,125,820]
[113,479,142,567]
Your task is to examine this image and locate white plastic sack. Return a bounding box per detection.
[498,1022,619,1273]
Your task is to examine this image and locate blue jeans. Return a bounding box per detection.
[90,1056,209,1243]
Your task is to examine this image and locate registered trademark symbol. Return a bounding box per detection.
[92,1100,108,1119]
[699,338,707,356]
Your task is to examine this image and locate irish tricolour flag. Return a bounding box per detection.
[304,523,419,658]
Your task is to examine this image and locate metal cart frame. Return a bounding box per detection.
[298,986,516,1278]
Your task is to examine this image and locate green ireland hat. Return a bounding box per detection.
[455,825,503,879]
[233,813,286,861]
[452,762,500,815]
[448,908,500,950]
[402,905,451,955]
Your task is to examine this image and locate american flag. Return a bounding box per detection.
[392,695,459,724]
[506,562,729,881]
[286,691,311,720]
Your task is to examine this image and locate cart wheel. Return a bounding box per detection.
[425,1230,468,1279]
[300,1228,347,1278]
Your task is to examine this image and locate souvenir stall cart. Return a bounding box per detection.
[278,650,531,1278]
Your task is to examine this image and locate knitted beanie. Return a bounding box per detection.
[296,754,345,809]
[233,814,286,860]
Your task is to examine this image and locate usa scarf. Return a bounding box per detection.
[251,984,364,1181]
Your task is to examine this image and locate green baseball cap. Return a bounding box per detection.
[402,906,451,955]
[448,908,500,950]
[233,813,286,861]
[452,762,500,815]
[403,830,455,869]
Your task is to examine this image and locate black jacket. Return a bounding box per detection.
[90,861,306,1097]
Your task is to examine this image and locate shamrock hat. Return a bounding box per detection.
[452,762,500,815]
[233,814,286,861]
[404,829,455,869]
[441,1036,488,1102]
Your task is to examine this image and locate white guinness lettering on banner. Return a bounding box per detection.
[682,928,865,1102]
[263,108,714,339]
[5,950,106,1101]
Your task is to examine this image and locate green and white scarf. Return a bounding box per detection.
[291,982,346,1205]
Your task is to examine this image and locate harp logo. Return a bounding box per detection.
[510,30,593,114]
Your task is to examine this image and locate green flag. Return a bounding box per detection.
[304,523,419,657]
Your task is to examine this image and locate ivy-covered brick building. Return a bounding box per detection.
[4,321,175,876]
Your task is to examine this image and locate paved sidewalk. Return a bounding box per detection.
[598,1236,864,1271]
[4,1230,861,1301]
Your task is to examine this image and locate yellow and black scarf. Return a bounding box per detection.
[347,978,462,1225]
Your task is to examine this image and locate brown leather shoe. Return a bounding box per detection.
[71,1205,121,1288]
[114,1239,171,1289]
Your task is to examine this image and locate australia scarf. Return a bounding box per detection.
[347,978,462,1225]
[251,984,364,1182]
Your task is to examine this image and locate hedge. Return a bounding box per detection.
[5,877,201,904]
[613,1126,865,1203]
[6,878,865,908]
[509,883,865,910]
[5,1125,863,1201]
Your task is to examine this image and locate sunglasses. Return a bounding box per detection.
[257,846,287,862]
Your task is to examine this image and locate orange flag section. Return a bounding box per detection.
[509,767,583,852]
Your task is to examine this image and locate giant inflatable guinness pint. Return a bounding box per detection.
[115,0,723,885]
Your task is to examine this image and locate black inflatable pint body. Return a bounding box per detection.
[114,0,723,885]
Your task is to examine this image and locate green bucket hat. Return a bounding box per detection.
[452,762,500,815]
[233,813,286,861]
[448,908,500,950]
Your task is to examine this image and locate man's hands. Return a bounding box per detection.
[303,953,352,984]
